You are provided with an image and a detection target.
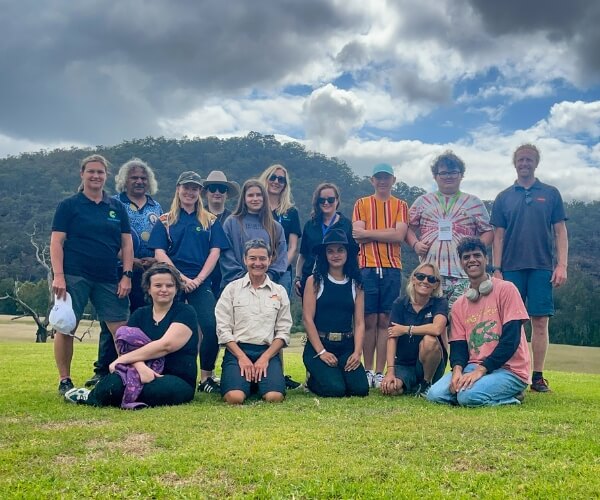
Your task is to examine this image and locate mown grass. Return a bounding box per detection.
[1,342,599,499]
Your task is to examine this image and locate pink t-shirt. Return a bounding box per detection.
[450,278,531,384]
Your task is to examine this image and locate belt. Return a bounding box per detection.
[318,331,353,342]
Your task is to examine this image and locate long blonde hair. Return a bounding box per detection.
[165,184,215,229]
[258,164,295,216]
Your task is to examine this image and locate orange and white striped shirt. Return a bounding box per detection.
[352,195,408,269]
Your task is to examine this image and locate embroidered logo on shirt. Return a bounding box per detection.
[270,294,282,302]
[425,312,432,319]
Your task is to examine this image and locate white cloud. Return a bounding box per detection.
[544,101,600,137]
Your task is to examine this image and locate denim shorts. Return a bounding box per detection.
[220,343,286,398]
[503,269,554,316]
[394,358,446,394]
[66,274,129,324]
[361,267,402,314]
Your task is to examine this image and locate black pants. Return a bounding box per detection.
[184,283,218,373]
[303,339,369,397]
[87,373,195,407]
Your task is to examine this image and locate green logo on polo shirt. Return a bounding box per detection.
[109,210,116,218]
[196,226,201,232]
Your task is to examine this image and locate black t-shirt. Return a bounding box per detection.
[272,207,302,244]
[52,192,131,283]
[127,302,198,388]
[299,213,356,280]
[390,295,448,366]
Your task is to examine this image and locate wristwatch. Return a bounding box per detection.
[122,270,133,278]
[491,266,502,272]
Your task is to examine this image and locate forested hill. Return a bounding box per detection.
[0,132,599,346]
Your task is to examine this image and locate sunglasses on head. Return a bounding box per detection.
[268,174,287,184]
[318,196,336,205]
[206,185,228,194]
[414,272,439,284]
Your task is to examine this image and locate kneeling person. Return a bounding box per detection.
[216,239,292,404]
[381,263,448,397]
[427,237,530,407]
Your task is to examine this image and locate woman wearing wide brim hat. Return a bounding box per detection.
[302,227,369,397]
[201,170,241,300]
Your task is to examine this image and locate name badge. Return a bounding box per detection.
[438,220,452,241]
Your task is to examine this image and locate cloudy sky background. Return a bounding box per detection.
[2,0,599,200]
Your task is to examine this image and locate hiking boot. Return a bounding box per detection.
[530,377,551,393]
[58,378,74,396]
[374,372,384,389]
[64,387,90,404]
[198,377,220,393]
[284,375,301,390]
[84,373,104,388]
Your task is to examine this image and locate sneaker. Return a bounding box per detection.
[284,375,301,390]
[531,377,551,393]
[414,381,431,398]
[374,372,384,389]
[515,390,526,403]
[58,378,74,396]
[198,377,220,393]
[64,387,90,404]
[84,373,103,388]
[365,370,375,388]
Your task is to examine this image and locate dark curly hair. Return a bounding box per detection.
[312,244,362,293]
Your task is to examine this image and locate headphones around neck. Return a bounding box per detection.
[465,275,494,302]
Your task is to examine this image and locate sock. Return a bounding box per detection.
[532,371,543,381]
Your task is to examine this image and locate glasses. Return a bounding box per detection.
[318,196,337,205]
[525,190,532,205]
[268,174,287,184]
[414,272,439,284]
[437,171,461,179]
[206,185,228,194]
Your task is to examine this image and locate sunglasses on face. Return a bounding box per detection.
[525,190,532,205]
[414,272,439,284]
[318,196,337,205]
[206,185,228,194]
[268,174,287,184]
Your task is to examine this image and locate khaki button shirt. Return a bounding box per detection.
[216,273,292,346]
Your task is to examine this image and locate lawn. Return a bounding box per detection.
[1,340,599,499]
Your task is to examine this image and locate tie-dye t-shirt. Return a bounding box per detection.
[409,191,492,278]
[450,278,531,384]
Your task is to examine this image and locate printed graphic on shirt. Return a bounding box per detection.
[468,320,500,354]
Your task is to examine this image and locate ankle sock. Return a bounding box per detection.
[532,371,543,381]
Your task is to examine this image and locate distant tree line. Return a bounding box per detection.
[0,133,598,346]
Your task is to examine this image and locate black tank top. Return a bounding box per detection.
[314,275,354,333]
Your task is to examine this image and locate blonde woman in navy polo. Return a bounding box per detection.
[50,154,133,396]
[148,171,229,394]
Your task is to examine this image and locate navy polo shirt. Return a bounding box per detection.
[52,192,131,283]
[389,295,448,366]
[148,209,229,279]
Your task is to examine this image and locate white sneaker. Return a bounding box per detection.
[366,370,375,388]
[374,372,384,389]
[64,387,90,404]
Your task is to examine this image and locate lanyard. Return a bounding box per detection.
[322,213,338,237]
[435,191,460,217]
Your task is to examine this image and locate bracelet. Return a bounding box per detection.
[412,241,418,250]
[314,348,326,358]
[53,272,64,276]
[408,325,413,338]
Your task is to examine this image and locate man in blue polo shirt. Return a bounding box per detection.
[85,158,163,388]
[491,144,568,393]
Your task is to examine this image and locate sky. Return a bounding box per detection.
[1,0,599,201]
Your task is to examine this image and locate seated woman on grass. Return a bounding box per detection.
[302,228,369,397]
[64,263,198,408]
[380,262,448,397]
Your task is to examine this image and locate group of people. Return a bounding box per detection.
[50,142,568,409]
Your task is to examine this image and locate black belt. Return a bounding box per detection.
[318,331,353,342]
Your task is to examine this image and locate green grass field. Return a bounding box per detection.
[1,340,599,499]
